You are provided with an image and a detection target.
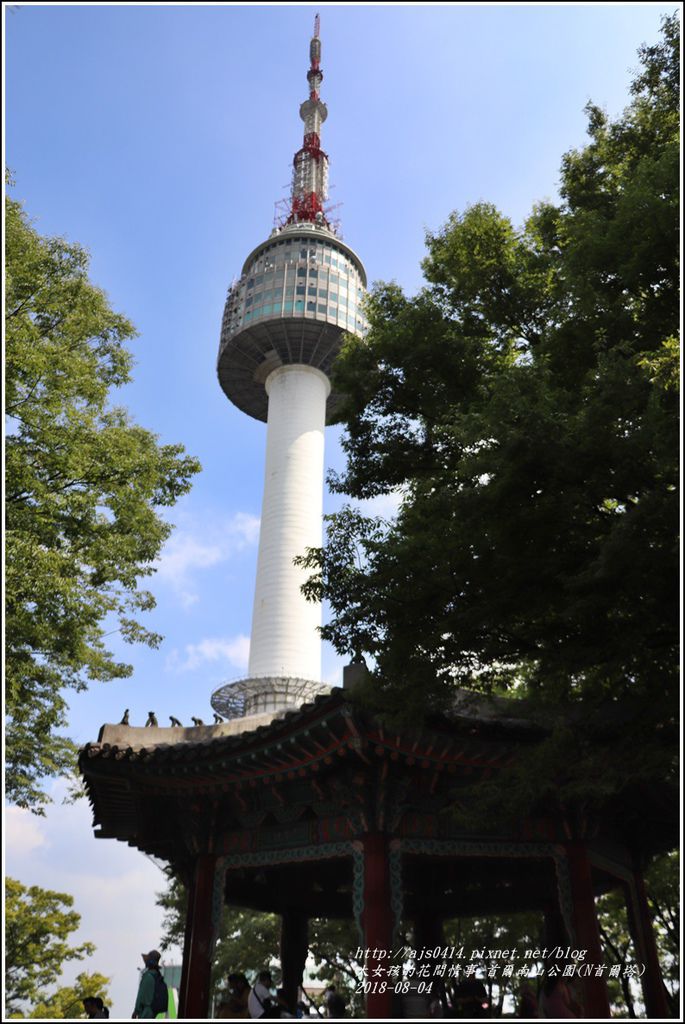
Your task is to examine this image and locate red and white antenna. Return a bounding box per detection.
[287,14,330,228]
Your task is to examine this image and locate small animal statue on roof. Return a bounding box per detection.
[169,716,183,727]
[213,713,224,724]
[191,717,204,727]
[145,711,158,727]
[120,709,130,725]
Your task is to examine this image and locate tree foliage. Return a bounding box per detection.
[4,878,104,1017]
[643,850,680,1015]
[20,972,111,1020]
[299,17,679,740]
[441,912,544,1016]
[596,851,679,1018]
[5,193,201,811]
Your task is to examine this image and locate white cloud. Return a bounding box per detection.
[166,633,250,673]
[5,806,49,855]
[354,489,404,519]
[154,512,260,607]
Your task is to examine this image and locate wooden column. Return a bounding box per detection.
[280,908,309,1013]
[362,833,395,1020]
[543,899,569,948]
[624,867,671,1019]
[565,842,612,1018]
[178,853,218,1019]
[177,871,195,1018]
[414,912,447,1013]
[413,909,444,951]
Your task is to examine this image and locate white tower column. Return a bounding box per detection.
[248,364,331,682]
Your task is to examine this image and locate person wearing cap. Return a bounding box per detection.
[133,949,162,1018]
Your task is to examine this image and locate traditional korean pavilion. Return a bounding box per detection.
[79,673,675,1019]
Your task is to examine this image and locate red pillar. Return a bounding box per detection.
[624,867,671,1019]
[178,853,218,1019]
[362,833,395,1020]
[565,842,612,1018]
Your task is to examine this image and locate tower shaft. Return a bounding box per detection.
[212,16,367,721]
[248,365,329,684]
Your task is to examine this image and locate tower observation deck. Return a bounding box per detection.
[212,16,367,720]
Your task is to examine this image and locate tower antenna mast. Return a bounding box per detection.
[288,13,329,228]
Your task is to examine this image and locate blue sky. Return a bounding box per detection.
[5,2,675,1016]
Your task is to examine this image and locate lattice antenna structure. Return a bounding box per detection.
[287,13,330,229]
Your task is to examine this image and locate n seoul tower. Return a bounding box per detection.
[212,16,367,719]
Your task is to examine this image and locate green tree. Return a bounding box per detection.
[5,878,100,1016]
[299,17,679,758]
[21,971,111,1020]
[5,193,201,811]
[644,850,680,1016]
[439,912,545,1016]
[595,852,680,1018]
[597,891,640,1017]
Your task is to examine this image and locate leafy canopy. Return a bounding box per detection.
[597,850,680,1016]
[5,194,201,811]
[299,16,679,732]
[4,877,105,1017]
[19,972,111,1020]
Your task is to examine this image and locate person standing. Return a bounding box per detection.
[132,949,167,1019]
[248,971,277,1019]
